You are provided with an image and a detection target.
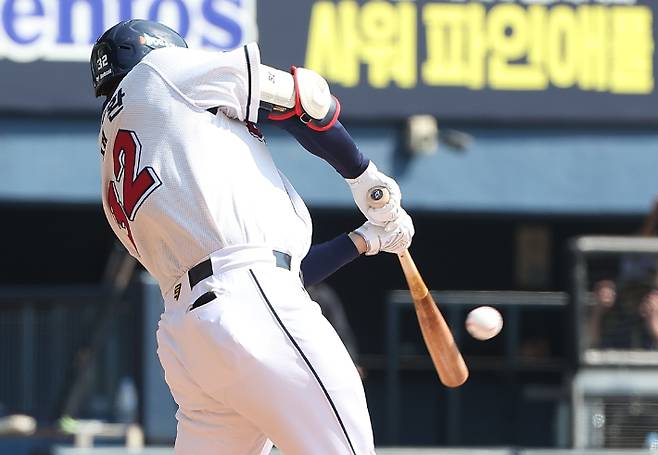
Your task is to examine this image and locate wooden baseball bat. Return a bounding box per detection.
[368,187,469,388]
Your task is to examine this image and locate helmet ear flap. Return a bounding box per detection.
[91,42,116,97]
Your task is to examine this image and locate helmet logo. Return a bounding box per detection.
[139,33,177,49]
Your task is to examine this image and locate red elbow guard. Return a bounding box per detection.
[267,66,340,132]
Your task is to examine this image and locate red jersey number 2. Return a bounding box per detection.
[107,130,161,254]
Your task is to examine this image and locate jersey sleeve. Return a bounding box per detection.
[140,43,261,123]
[259,112,369,179]
[300,234,360,286]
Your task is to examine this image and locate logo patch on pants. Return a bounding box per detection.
[174,283,181,301]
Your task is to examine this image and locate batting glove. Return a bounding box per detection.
[346,161,402,226]
[354,209,414,256]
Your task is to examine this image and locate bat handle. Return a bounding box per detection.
[367,186,390,209]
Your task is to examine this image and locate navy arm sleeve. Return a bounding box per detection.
[301,233,361,286]
[258,110,369,179]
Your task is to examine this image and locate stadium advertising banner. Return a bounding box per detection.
[0,0,656,122]
[0,0,256,111]
[257,0,658,123]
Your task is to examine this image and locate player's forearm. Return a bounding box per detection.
[265,115,369,179]
[301,233,361,286]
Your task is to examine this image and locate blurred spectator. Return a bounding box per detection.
[589,197,658,349]
[639,290,658,348]
[306,283,365,378]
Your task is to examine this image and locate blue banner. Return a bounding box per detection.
[0,0,256,111]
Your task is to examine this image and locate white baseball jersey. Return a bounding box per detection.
[98,43,312,294]
[99,40,377,455]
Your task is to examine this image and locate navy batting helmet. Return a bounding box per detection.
[91,19,188,97]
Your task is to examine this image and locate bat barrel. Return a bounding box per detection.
[399,252,469,388]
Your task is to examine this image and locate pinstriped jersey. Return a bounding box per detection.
[98,43,312,294]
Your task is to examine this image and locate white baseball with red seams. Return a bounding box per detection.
[465,306,503,340]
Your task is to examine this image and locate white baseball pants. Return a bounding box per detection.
[157,247,376,454]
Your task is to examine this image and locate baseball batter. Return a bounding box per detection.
[91,20,414,454]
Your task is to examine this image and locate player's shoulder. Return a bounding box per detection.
[140,47,217,71]
[141,46,189,65]
[137,47,219,88]
[141,43,260,70]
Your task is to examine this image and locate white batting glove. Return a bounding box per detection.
[346,161,401,226]
[354,209,414,256]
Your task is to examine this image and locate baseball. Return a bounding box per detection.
[465,306,503,340]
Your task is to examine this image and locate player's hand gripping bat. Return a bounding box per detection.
[368,187,469,388]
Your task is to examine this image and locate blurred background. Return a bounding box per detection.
[2,0,658,454]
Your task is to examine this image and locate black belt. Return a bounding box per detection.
[188,250,292,289]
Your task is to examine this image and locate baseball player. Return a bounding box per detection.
[91,20,414,455]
